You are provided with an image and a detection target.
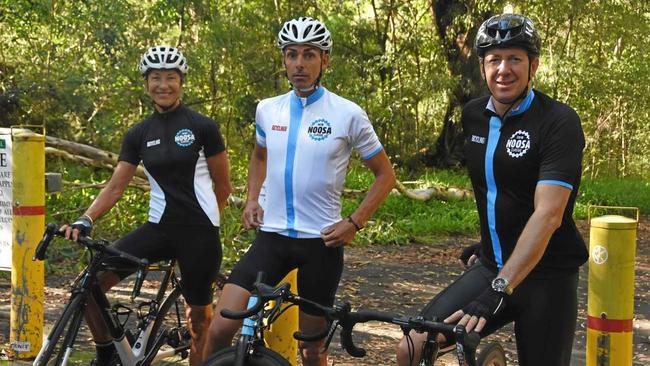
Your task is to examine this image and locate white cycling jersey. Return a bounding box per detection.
[255,87,383,238]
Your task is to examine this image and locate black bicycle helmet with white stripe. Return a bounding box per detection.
[475,14,541,58]
[139,45,188,76]
[277,17,332,52]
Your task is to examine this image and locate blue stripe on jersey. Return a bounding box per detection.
[538,179,574,190]
[363,146,383,160]
[485,115,504,269]
[256,123,266,138]
[286,95,302,237]
[284,87,326,238]
[482,90,535,269]
[508,89,535,116]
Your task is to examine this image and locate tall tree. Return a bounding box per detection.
[425,0,493,167]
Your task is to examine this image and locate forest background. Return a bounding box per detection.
[1,0,649,270]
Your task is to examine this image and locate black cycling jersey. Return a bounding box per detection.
[119,103,225,226]
[462,90,588,277]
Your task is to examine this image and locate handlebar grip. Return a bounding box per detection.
[353,309,396,323]
[100,243,149,266]
[220,297,263,320]
[340,327,366,358]
[33,223,58,261]
[293,325,330,342]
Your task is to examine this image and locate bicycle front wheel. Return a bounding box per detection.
[34,293,86,366]
[203,346,291,366]
[477,342,507,366]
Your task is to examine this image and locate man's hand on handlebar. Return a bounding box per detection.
[444,287,506,333]
[458,242,481,269]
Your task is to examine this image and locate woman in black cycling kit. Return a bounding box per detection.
[397,14,587,366]
[62,45,232,366]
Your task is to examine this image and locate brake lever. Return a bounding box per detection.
[454,324,467,366]
[131,266,148,302]
[321,319,339,352]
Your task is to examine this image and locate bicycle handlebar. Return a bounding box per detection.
[221,279,482,363]
[33,223,57,261]
[220,280,292,320]
[33,224,149,298]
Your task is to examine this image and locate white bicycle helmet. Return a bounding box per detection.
[139,45,188,76]
[277,17,332,52]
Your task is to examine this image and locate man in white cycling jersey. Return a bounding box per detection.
[204,16,395,365]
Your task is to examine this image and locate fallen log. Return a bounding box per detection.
[394,180,473,201]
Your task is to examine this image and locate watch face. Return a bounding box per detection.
[492,277,507,291]
[492,277,511,294]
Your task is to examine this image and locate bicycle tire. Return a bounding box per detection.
[35,294,86,366]
[477,342,507,366]
[202,346,291,366]
[144,286,190,359]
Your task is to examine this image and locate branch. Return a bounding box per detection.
[394,180,473,201]
[44,137,147,179]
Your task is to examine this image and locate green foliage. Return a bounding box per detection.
[2,0,648,177]
[3,1,649,273]
[344,166,478,245]
[575,177,650,218]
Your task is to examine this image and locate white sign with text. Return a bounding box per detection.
[0,134,12,271]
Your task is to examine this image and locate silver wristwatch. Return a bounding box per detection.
[491,277,513,295]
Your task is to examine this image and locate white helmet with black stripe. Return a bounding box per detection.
[277,17,332,52]
[139,45,188,76]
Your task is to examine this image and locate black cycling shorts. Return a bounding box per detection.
[420,261,579,366]
[110,222,222,306]
[227,231,344,316]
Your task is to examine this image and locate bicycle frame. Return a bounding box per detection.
[33,253,184,366]
[231,294,264,366]
[112,261,184,366]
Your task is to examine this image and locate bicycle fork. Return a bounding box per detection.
[419,334,440,366]
[33,297,86,366]
[234,296,259,366]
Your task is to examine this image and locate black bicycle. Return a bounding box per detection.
[203,275,506,366]
[32,223,224,366]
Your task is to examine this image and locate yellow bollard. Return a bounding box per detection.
[10,128,45,359]
[264,269,298,365]
[586,206,638,366]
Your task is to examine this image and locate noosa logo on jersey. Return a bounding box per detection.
[307,119,332,141]
[506,130,531,158]
[175,129,195,147]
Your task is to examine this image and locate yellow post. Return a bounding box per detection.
[264,269,298,365]
[586,206,638,366]
[10,128,45,359]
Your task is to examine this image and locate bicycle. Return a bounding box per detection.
[202,274,506,366]
[32,223,224,366]
[202,273,294,366]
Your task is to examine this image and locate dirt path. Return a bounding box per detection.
[330,218,650,365]
[1,218,649,365]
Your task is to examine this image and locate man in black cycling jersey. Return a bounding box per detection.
[204,17,395,366]
[63,45,232,366]
[397,14,588,366]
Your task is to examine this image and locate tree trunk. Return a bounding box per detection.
[425,0,492,168]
